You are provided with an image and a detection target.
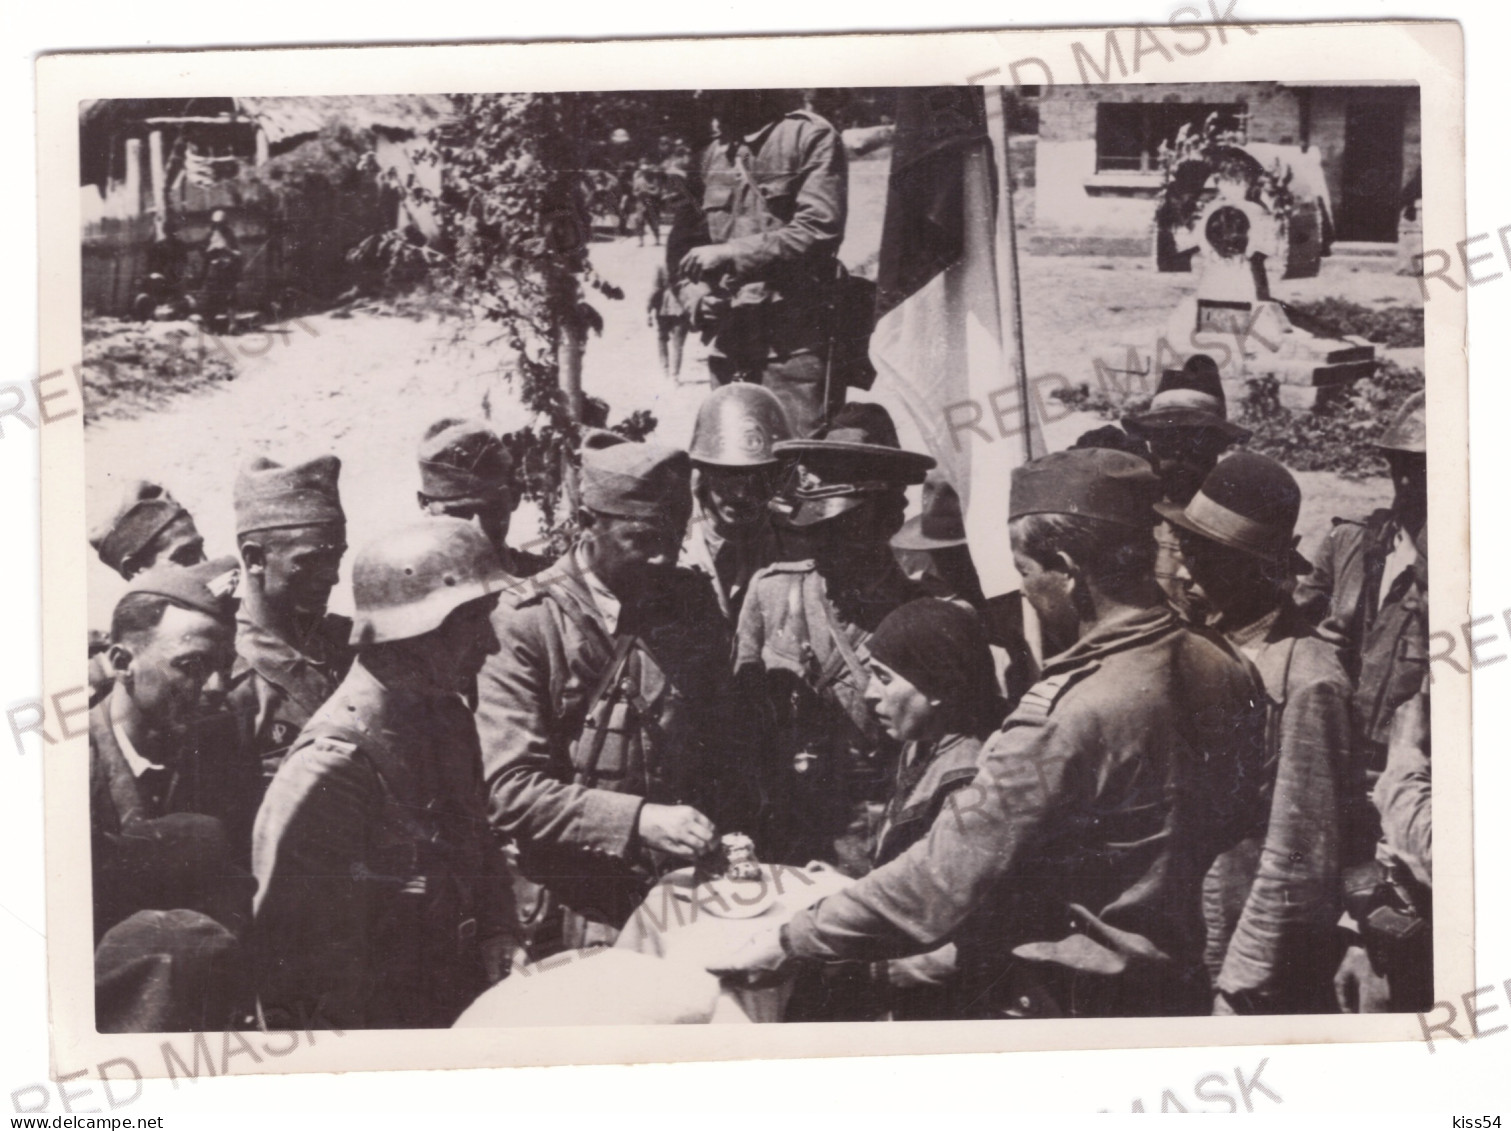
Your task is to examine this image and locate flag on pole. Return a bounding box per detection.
[870,86,1039,599]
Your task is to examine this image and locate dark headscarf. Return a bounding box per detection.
[867,598,1004,736]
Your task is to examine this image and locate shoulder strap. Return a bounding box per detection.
[732,154,777,232]
[816,590,869,690]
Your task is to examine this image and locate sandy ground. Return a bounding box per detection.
[85,159,1403,625]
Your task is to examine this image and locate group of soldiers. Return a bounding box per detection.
[87,359,1431,1029]
[85,85,1431,1030]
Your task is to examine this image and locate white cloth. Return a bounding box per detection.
[111,701,166,780]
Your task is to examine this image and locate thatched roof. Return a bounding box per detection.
[237,95,452,144]
[79,95,450,143]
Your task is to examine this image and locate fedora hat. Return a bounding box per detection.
[1155,450,1310,574]
[892,470,967,551]
[1124,356,1251,443]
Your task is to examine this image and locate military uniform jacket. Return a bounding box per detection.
[782,605,1266,1017]
[680,506,778,624]
[734,559,924,866]
[1207,601,1355,1011]
[227,608,353,785]
[90,703,251,943]
[689,110,847,360]
[252,660,514,1030]
[475,553,742,938]
[1293,509,1428,754]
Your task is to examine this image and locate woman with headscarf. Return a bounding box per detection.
[861,597,1006,1020]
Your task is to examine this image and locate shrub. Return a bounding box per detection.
[82,319,238,423]
[1284,298,1424,349]
[1235,360,1424,478]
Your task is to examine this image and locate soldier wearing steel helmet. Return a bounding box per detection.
[252,518,519,1030]
[683,383,793,622]
[1295,391,1428,778]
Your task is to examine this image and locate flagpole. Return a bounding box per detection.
[990,86,1036,463]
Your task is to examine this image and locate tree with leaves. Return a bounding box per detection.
[378,92,699,541]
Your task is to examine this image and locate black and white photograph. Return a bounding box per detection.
[35,22,1469,1076]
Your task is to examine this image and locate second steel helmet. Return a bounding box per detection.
[1376,391,1426,454]
[350,518,510,646]
[689,384,794,467]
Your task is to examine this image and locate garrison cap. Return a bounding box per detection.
[580,430,692,520]
[89,480,189,575]
[418,418,513,503]
[1009,448,1159,529]
[234,455,344,536]
[122,554,240,624]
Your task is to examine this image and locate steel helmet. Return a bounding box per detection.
[350,518,510,646]
[1375,391,1426,454]
[689,384,794,467]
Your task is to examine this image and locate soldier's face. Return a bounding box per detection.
[1011,547,1078,656]
[432,594,502,692]
[1175,531,1268,622]
[115,607,235,741]
[131,514,207,578]
[1387,451,1428,531]
[864,658,939,743]
[424,492,515,556]
[586,508,689,594]
[698,466,773,530]
[252,523,347,616]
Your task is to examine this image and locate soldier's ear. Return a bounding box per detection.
[239,538,266,574]
[106,642,135,678]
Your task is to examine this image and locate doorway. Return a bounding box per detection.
[1337,101,1405,243]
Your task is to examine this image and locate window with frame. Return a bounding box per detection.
[1094,102,1245,174]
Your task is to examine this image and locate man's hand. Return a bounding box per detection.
[637,803,716,858]
[679,244,734,282]
[706,922,793,989]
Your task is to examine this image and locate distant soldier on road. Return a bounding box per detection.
[227,455,353,785]
[682,383,792,623]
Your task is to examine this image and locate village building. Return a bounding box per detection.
[79,96,446,317]
[1028,82,1422,271]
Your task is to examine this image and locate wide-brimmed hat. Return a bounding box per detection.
[892,470,967,551]
[773,403,935,528]
[1155,450,1310,574]
[1124,356,1251,443]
